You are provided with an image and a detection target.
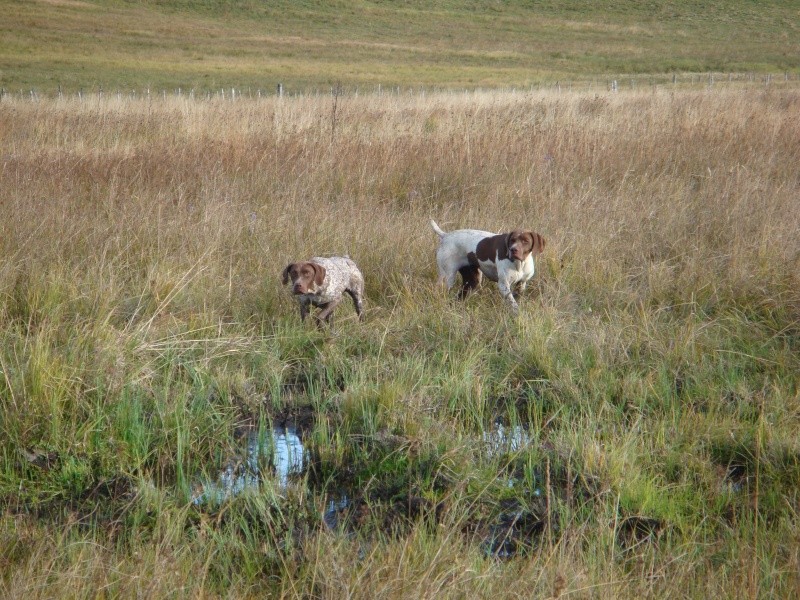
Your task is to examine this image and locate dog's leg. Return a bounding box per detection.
[316,298,342,326]
[443,270,458,290]
[498,279,520,313]
[457,265,481,300]
[513,280,528,301]
[435,251,458,290]
[345,288,364,321]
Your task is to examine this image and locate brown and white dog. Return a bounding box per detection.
[282,256,365,326]
[430,219,545,312]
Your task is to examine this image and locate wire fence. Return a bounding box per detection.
[2,72,798,102]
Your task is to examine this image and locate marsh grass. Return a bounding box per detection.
[1,86,799,597]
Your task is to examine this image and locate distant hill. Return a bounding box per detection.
[1,0,798,93]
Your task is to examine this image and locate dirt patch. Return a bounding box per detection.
[616,515,665,549]
[273,403,317,434]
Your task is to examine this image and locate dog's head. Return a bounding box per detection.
[507,231,546,262]
[282,261,326,295]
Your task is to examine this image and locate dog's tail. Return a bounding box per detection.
[429,219,447,239]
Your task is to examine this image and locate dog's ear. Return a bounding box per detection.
[529,232,546,255]
[312,263,326,287]
[501,233,512,260]
[281,264,294,285]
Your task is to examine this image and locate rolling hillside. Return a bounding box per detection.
[1,0,798,92]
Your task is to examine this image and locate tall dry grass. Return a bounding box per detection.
[2,88,798,317]
[1,87,799,598]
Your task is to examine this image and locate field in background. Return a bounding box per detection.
[2,0,799,93]
[1,84,799,597]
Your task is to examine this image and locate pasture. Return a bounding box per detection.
[2,0,799,93]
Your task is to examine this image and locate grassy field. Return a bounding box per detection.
[1,83,799,597]
[1,0,799,93]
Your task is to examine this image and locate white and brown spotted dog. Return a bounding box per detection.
[282,256,365,326]
[430,219,545,312]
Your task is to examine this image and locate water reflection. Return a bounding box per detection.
[192,425,305,506]
[274,426,305,486]
[322,495,351,530]
[482,422,531,457]
[483,422,543,499]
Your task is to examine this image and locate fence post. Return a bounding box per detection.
[277,83,283,97]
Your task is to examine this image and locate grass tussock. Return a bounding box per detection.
[1,86,799,598]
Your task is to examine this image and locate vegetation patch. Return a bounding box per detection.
[1,85,799,596]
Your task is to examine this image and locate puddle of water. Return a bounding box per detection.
[192,425,305,506]
[482,422,531,457]
[273,426,305,487]
[482,422,545,500]
[322,495,351,530]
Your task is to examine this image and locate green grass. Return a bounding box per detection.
[0,0,798,93]
[0,80,799,596]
